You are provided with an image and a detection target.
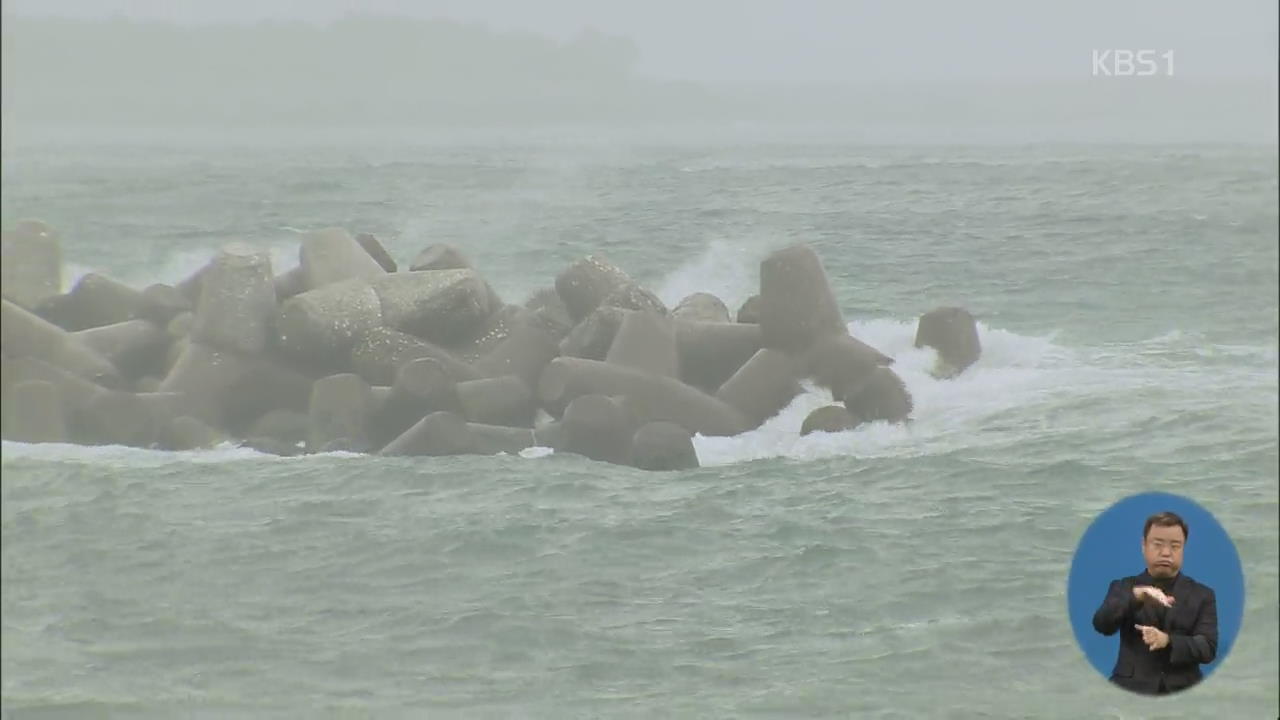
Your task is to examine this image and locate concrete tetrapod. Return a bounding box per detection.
[276,279,383,370]
[355,232,398,273]
[371,270,494,346]
[2,299,122,387]
[3,380,69,443]
[674,320,763,394]
[472,324,561,391]
[671,292,731,324]
[560,306,628,360]
[408,243,503,313]
[628,420,699,471]
[714,348,803,431]
[915,306,981,377]
[307,373,379,452]
[299,227,386,290]
[367,357,461,449]
[802,333,884,402]
[380,410,472,457]
[189,243,277,355]
[73,319,169,381]
[758,245,846,353]
[537,357,746,436]
[605,311,679,378]
[350,327,477,386]
[844,366,913,424]
[800,405,865,436]
[561,394,636,464]
[1,219,62,309]
[555,255,633,323]
[455,374,536,428]
[35,273,150,331]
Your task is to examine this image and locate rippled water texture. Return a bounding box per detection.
[3,137,1277,718]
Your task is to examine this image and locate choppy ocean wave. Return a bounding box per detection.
[2,140,1276,718]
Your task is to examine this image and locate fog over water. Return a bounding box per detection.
[2,2,1277,718]
[2,0,1277,142]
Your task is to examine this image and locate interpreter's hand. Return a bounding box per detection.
[1135,624,1170,651]
[1132,585,1175,608]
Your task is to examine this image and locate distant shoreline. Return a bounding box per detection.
[3,15,1275,144]
[3,124,1278,149]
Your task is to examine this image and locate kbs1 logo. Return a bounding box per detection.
[1092,49,1175,77]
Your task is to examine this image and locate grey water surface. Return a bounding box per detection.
[2,136,1276,718]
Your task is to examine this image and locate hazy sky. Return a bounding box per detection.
[6,0,1277,86]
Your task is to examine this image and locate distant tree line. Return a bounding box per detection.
[0,15,718,127]
[3,15,1270,141]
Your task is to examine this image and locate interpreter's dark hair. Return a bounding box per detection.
[1143,511,1188,542]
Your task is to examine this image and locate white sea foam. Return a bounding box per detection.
[692,318,1276,467]
[654,240,761,311]
[2,439,257,467]
[0,438,379,467]
[692,318,1074,466]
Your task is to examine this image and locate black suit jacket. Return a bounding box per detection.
[1091,571,1218,694]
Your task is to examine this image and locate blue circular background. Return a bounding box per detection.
[1067,492,1245,681]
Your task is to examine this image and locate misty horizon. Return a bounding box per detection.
[1,7,1277,143]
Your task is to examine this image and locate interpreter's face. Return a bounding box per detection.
[1143,524,1185,578]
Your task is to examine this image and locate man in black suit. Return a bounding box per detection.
[1092,511,1219,695]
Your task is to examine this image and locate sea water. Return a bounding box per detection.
[2,133,1276,718]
